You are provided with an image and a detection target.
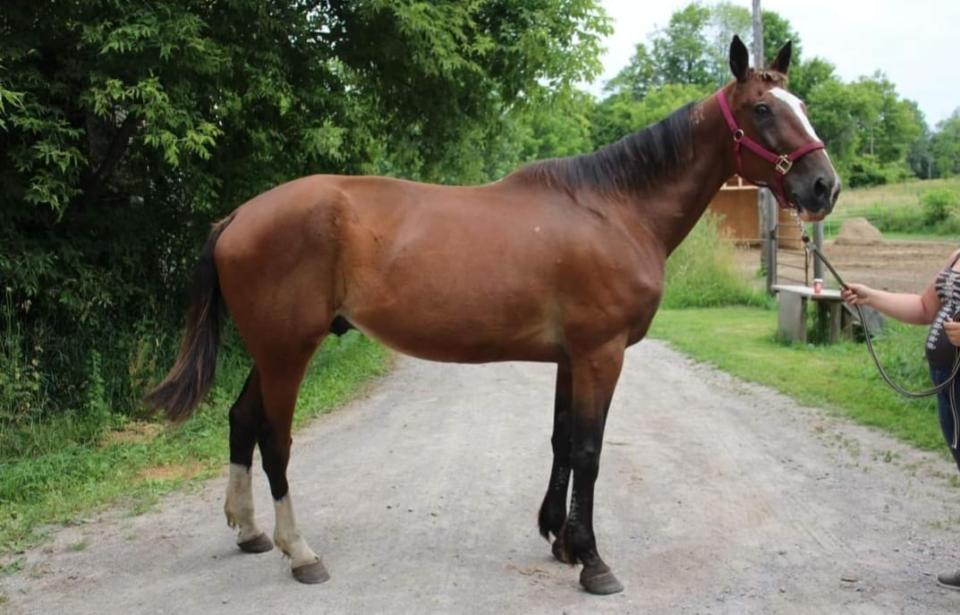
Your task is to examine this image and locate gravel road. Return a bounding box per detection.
[2,340,959,614]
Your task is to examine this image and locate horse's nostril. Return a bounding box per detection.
[814,177,830,200]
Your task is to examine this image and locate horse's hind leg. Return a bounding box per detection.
[538,360,572,559]
[257,348,329,584]
[224,369,273,553]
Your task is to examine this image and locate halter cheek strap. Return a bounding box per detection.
[715,90,825,208]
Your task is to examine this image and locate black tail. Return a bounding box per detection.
[144,214,235,423]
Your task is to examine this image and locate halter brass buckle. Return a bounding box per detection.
[775,155,793,175]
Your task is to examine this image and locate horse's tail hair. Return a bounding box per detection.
[144,213,236,423]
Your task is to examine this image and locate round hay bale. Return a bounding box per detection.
[835,217,883,245]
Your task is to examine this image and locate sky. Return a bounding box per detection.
[590,0,960,127]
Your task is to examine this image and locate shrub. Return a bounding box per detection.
[662,213,770,309]
[847,156,888,188]
[920,188,960,225]
[849,185,960,236]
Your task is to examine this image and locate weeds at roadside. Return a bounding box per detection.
[66,540,88,552]
[0,557,24,576]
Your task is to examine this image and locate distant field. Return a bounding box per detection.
[837,176,960,211]
[824,177,960,239]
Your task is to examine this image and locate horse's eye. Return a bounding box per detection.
[754,104,771,117]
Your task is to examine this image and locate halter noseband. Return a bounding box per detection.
[715,90,825,208]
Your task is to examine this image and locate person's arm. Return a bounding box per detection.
[841,249,959,326]
[840,282,939,325]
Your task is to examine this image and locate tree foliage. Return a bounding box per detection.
[590,83,709,148]
[605,2,804,99]
[931,111,960,178]
[807,72,925,186]
[0,0,610,418]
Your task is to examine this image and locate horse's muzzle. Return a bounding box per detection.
[792,173,840,220]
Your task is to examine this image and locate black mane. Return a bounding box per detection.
[512,102,695,197]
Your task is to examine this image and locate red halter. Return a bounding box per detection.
[715,90,825,208]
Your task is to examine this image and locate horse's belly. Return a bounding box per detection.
[340,299,563,364]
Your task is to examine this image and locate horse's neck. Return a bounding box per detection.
[625,98,733,256]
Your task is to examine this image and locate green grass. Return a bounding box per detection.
[650,307,945,453]
[0,331,388,556]
[663,213,771,309]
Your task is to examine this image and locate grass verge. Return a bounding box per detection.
[649,307,945,453]
[0,331,388,559]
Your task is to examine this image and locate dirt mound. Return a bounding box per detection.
[835,217,883,245]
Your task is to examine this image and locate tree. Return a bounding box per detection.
[604,42,657,99]
[760,9,802,65]
[705,2,751,84]
[905,101,934,179]
[604,3,803,98]
[0,0,611,416]
[590,83,710,148]
[931,110,960,177]
[807,72,925,186]
[517,88,597,161]
[806,79,861,171]
[789,57,836,101]
[651,4,714,87]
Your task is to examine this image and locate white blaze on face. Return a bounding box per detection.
[770,87,841,190]
[770,87,819,140]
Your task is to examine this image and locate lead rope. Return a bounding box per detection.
[790,216,960,448]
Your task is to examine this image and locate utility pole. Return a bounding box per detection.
[753,0,777,294]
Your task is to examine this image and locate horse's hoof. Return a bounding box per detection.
[292,560,330,585]
[580,565,624,595]
[237,533,274,554]
[552,538,572,564]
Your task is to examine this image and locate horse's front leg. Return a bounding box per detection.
[558,338,626,595]
[538,360,572,560]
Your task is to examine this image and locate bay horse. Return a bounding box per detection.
[146,36,839,595]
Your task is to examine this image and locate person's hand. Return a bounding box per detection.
[840,282,873,306]
[945,320,960,347]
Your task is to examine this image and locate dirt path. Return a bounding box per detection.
[736,239,957,294]
[2,341,960,614]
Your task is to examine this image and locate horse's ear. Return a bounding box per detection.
[768,41,792,75]
[729,35,750,82]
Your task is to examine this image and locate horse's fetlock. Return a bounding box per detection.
[538,496,566,538]
[562,521,596,561]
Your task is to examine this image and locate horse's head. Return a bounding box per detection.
[722,35,840,222]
